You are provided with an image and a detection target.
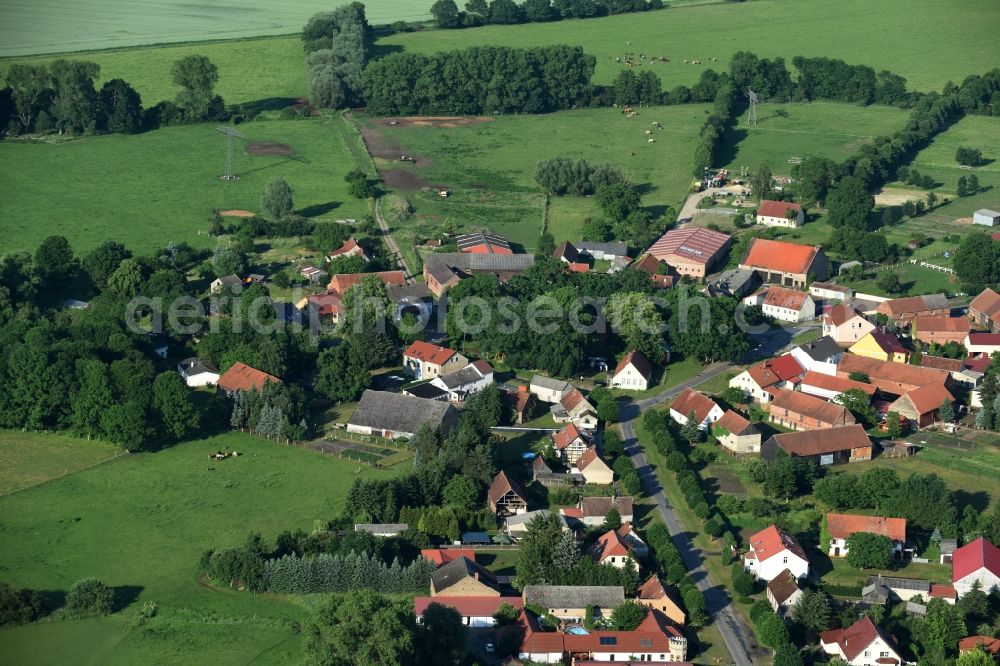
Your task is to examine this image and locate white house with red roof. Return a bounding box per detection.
[823,303,876,346]
[669,388,724,431]
[403,340,468,379]
[743,524,809,581]
[745,285,815,322]
[826,513,907,559]
[965,332,1000,357]
[820,616,903,666]
[216,362,281,395]
[728,354,804,403]
[326,238,369,262]
[609,349,653,391]
[756,199,803,228]
[552,388,598,429]
[551,423,590,465]
[952,537,1000,597]
[588,528,639,570]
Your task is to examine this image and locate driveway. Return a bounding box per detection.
[675,187,728,227]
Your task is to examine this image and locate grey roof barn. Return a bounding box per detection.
[523,585,625,609]
[348,390,459,436]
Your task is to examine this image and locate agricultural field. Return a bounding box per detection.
[1,0,430,58]
[377,0,1000,92]
[0,432,120,496]
[0,431,402,664]
[719,102,911,176]
[357,105,710,250]
[880,115,1000,224]
[0,116,370,255]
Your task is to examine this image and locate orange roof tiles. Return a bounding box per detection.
[959,635,1000,655]
[487,470,526,507]
[420,549,477,566]
[770,388,855,426]
[714,409,753,436]
[552,423,586,451]
[820,616,887,662]
[919,355,964,372]
[745,355,805,390]
[970,288,1000,324]
[217,362,281,393]
[801,371,876,396]
[914,316,970,333]
[671,388,720,423]
[741,238,820,275]
[762,285,810,311]
[824,303,863,327]
[899,382,953,415]
[837,355,949,395]
[826,513,907,541]
[327,270,406,295]
[746,524,808,563]
[589,529,631,563]
[404,340,460,367]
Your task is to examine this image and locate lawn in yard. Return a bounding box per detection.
[720,102,911,175]
[357,105,710,249]
[0,432,120,496]
[0,116,370,255]
[1,0,430,58]
[815,555,953,591]
[376,0,998,92]
[0,430,401,664]
[837,262,962,298]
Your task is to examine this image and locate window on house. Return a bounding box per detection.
[600,637,617,646]
[783,556,788,564]
[640,639,652,647]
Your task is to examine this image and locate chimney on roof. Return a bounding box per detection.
[518,384,527,393]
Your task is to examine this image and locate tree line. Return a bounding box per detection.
[1,54,227,137]
[361,45,595,115]
[429,0,663,30]
[303,3,371,109]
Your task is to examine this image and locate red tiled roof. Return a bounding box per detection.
[414,595,522,618]
[919,355,964,372]
[959,635,1000,654]
[969,288,1000,323]
[507,608,682,657]
[770,389,855,426]
[866,327,907,355]
[552,423,586,451]
[914,316,970,334]
[576,447,608,472]
[801,371,876,396]
[648,227,731,265]
[746,524,808,563]
[741,238,820,275]
[897,383,953,415]
[820,616,885,662]
[837,355,948,395]
[614,349,653,380]
[561,388,589,411]
[638,575,669,600]
[967,332,1000,346]
[762,285,810,311]
[758,199,802,218]
[589,529,631,563]
[966,357,991,373]
[953,537,1000,582]
[714,409,752,436]
[769,424,871,457]
[826,513,906,541]
[308,292,342,316]
[328,238,368,259]
[671,388,720,424]
[487,470,526,506]
[745,355,804,389]
[824,303,862,327]
[929,583,956,600]
[217,362,281,392]
[404,340,459,367]
[879,294,949,317]
[327,270,406,295]
[421,549,477,566]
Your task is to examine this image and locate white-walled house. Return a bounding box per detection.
[669,388,724,431]
[823,303,875,345]
[789,336,843,376]
[744,524,810,582]
[744,285,815,322]
[610,350,653,391]
[952,537,1000,597]
[756,200,803,228]
[728,355,804,403]
[530,375,572,403]
[177,358,220,387]
[429,360,493,401]
[826,514,907,559]
[821,616,904,666]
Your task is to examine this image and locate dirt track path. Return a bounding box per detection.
[374,196,415,282]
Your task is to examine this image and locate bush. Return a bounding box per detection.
[65,579,115,617]
[0,583,44,626]
[749,599,773,624]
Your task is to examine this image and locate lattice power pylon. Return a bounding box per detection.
[746,90,759,127]
[216,126,246,180]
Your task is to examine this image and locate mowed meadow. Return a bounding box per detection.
[378,0,1000,92]
[0,117,370,255]
[1,0,430,57]
[0,432,402,664]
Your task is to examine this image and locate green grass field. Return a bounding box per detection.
[0,432,120,496]
[0,431,400,664]
[377,0,1000,92]
[720,102,910,175]
[360,104,709,248]
[887,115,1000,223]
[1,0,430,58]
[0,116,369,255]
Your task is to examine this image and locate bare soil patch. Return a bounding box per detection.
[706,462,747,495]
[219,209,256,217]
[381,168,434,190]
[874,187,924,206]
[377,116,494,129]
[247,142,292,156]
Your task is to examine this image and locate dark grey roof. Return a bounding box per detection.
[576,242,628,256]
[424,252,535,275]
[862,582,890,603]
[906,601,927,616]
[431,556,498,594]
[939,539,958,554]
[708,268,760,297]
[867,575,930,592]
[795,335,842,362]
[523,585,625,609]
[348,390,458,435]
[178,357,218,375]
[456,230,511,252]
[436,364,489,389]
[461,531,492,544]
[387,283,432,303]
[404,382,449,400]
[215,274,242,287]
